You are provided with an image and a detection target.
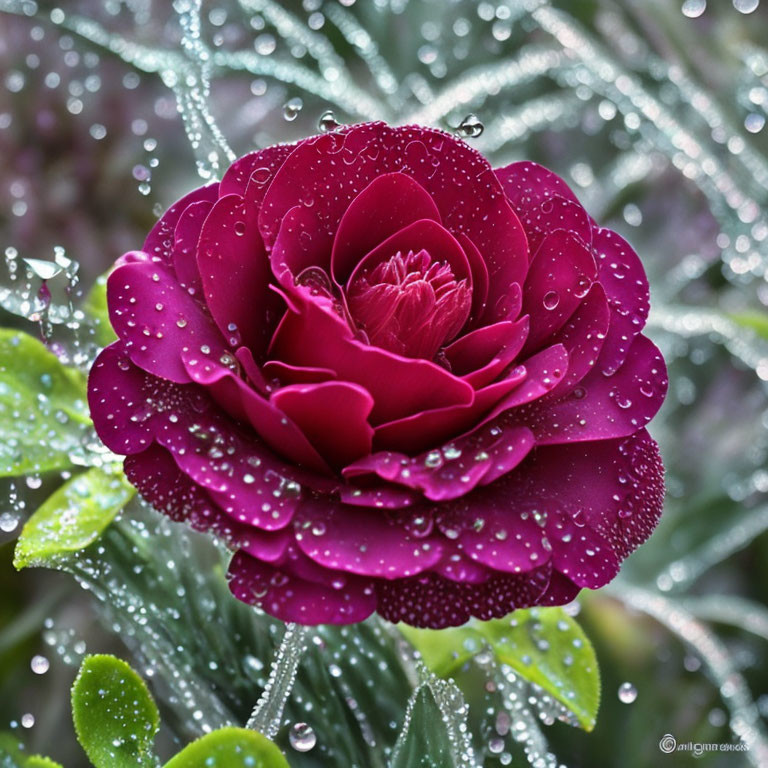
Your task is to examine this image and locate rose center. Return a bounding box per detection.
[346,249,471,360]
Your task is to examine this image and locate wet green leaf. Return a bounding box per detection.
[0,329,92,476]
[83,271,117,348]
[24,758,63,768]
[14,467,135,570]
[390,686,455,768]
[0,732,63,768]
[401,606,600,731]
[71,655,159,768]
[163,727,290,768]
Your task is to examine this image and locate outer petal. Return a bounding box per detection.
[172,199,213,295]
[143,183,219,266]
[500,430,665,581]
[592,227,651,374]
[88,342,154,455]
[220,143,297,199]
[522,230,597,353]
[107,256,227,384]
[376,567,551,629]
[519,195,592,254]
[228,550,376,625]
[124,444,291,564]
[344,425,534,501]
[495,161,580,214]
[516,334,667,445]
[197,193,280,357]
[294,500,444,578]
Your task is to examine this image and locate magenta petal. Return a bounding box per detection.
[456,234,490,327]
[228,551,376,625]
[592,227,650,374]
[346,218,472,290]
[345,425,534,501]
[522,230,598,353]
[488,344,569,415]
[331,172,442,284]
[295,499,444,578]
[88,343,154,455]
[155,407,303,531]
[259,123,528,315]
[376,567,551,629]
[220,143,296,198]
[520,195,592,254]
[143,183,219,265]
[180,349,332,474]
[269,295,474,425]
[547,283,611,399]
[271,381,374,468]
[437,483,553,573]
[517,334,667,445]
[495,161,580,215]
[501,430,664,580]
[339,483,418,509]
[373,368,528,454]
[107,257,227,384]
[262,360,336,385]
[172,200,213,294]
[198,193,279,356]
[443,317,529,389]
[537,572,581,606]
[546,512,619,589]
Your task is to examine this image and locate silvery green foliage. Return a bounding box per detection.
[1,1,768,766]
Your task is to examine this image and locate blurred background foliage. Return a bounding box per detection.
[1,0,768,766]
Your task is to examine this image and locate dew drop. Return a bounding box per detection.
[733,0,759,13]
[0,512,19,532]
[454,113,484,139]
[30,655,50,675]
[318,110,341,133]
[289,722,317,752]
[543,290,560,310]
[681,0,706,17]
[282,97,304,121]
[618,682,637,703]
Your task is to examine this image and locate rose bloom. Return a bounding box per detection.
[89,122,667,628]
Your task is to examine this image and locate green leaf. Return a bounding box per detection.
[0,329,92,476]
[71,654,159,768]
[14,466,135,570]
[729,310,768,340]
[401,606,600,731]
[163,727,290,768]
[390,686,456,768]
[83,271,117,348]
[24,758,63,768]
[0,733,63,768]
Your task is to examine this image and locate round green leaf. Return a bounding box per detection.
[0,329,92,476]
[14,467,135,570]
[163,727,290,768]
[401,606,600,731]
[71,654,159,768]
